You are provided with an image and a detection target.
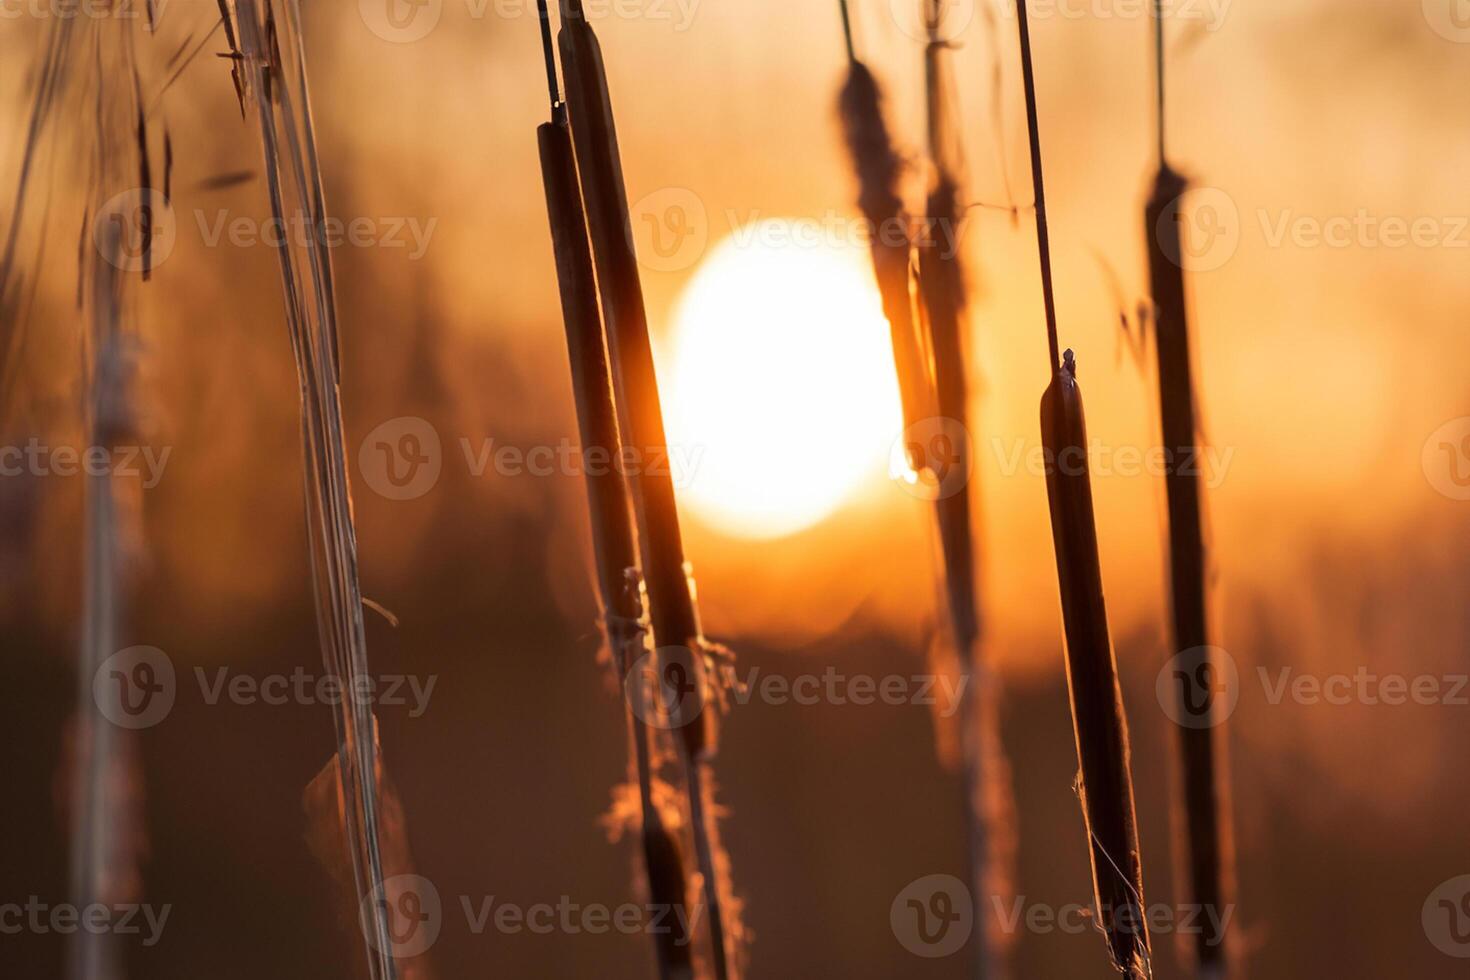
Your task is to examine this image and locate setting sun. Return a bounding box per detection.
[664,221,904,540]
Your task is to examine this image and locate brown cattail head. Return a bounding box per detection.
[839,62,904,230]
[556,13,736,978]
[556,1,716,765]
[837,55,932,454]
[537,117,641,628]
[1041,351,1152,979]
[537,82,697,980]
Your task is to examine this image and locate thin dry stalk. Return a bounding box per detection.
[1144,5,1235,974]
[72,220,145,980]
[1016,1,1152,975]
[225,3,401,976]
[534,6,695,975]
[555,3,739,976]
[915,3,1017,975]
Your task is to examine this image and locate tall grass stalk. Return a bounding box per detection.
[1144,4,1234,974]
[226,3,399,976]
[72,221,144,980]
[534,5,695,975]
[1016,1,1152,975]
[556,2,739,975]
[915,2,1016,974]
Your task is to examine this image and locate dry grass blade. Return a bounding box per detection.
[915,3,1017,975]
[556,2,740,976]
[226,2,400,976]
[1015,0,1151,974]
[534,7,695,974]
[1145,5,1235,972]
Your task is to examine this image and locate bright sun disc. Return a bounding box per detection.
[664,220,903,540]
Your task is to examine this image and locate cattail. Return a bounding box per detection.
[556,3,740,976]
[1016,2,1152,976]
[836,1,934,445]
[914,2,1017,975]
[533,5,695,975]
[1144,4,1235,975]
[226,3,402,977]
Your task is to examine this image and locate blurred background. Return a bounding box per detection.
[2,0,1469,975]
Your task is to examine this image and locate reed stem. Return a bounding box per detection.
[917,5,1016,974]
[556,4,737,975]
[1146,4,1235,973]
[534,9,697,971]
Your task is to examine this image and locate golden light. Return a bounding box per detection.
[664,220,904,540]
